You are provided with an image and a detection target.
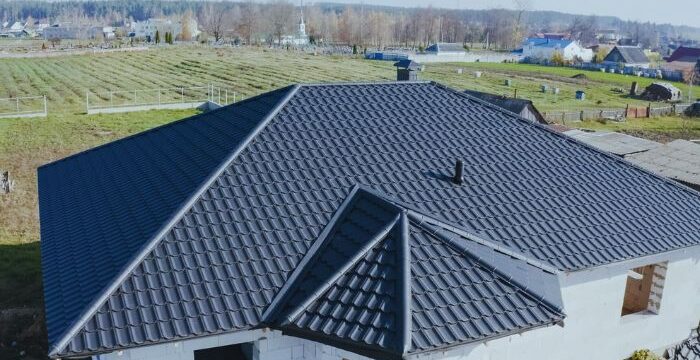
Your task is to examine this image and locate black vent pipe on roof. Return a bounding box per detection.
[453,160,464,185]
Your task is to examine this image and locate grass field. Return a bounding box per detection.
[0,45,697,359]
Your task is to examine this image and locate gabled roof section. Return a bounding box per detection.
[667,46,700,63]
[262,187,564,359]
[524,38,574,49]
[39,85,299,357]
[426,43,466,53]
[605,46,650,64]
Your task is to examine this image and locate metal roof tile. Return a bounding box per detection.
[41,82,700,358]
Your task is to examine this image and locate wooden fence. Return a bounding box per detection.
[544,103,695,124]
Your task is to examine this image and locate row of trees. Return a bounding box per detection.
[1,0,696,50]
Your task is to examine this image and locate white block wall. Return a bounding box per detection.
[98,247,700,360]
[409,247,700,360]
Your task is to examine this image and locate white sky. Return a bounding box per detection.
[320,0,700,27]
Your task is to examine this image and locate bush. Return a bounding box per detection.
[630,349,660,360]
[551,51,566,66]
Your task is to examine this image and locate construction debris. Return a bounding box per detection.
[641,82,682,102]
[1,171,15,194]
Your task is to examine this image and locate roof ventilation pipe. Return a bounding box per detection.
[453,160,464,185]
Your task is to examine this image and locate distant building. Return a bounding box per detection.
[521,38,593,62]
[534,32,571,40]
[663,46,700,75]
[464,89,546,124]
[131,18,200,41]
[281,0,309,45]
[43,24,104,40]
[424,43,467,55]
[596,29,622,44]
[603,46,651,68]
[0,21,26,37]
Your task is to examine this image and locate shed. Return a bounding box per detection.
[641,82,682,102]
[464,89,546,124]
[425,43,466,55]
[603,46,650,67]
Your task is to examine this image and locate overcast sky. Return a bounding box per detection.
[322,0,699,27]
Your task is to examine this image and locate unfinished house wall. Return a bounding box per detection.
[95,247,700,360]
[407,247,700,360]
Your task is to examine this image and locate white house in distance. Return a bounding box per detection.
[521,37,594,62]
[131,18,200,41]
[38,82,700,360]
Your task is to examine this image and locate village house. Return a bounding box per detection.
[663,46,700,75]
[42,24,111,40]
[603,46,651,68]
[424,43,467,56]
[38,82,700,360]
[520,37,593,63]
[131,18,200,42]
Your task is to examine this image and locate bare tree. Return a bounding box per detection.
[200,3,226,42]
[180,10,193,41]
[238,0,259,45]
[512,0,531,48]
[267,0,295,45]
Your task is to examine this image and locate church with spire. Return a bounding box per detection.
[282,0,310,45]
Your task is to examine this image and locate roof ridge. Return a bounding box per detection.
[48,84,302,357]
[39,85,297,170]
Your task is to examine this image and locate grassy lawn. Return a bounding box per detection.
[576,116,700,142]
[0,45,695,359]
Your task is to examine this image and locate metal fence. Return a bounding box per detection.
[544,103,695,124]
[0,95,47,119]
[86,84,234,114]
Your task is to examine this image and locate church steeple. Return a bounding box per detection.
[298,0,306,37]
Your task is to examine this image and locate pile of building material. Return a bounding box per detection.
[640,82,682,101]
[1,171,14,194]
[685,101,700,117]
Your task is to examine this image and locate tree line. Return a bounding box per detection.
[1,0,699,50]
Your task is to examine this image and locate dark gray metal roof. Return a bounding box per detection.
[564,130,662,156]
[605,46,650,64]
[262,187,562,359]
[39,81,700,358]
[463,89,546,124]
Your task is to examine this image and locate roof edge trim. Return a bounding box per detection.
[397,212,411,355]
[48,84,302,357]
